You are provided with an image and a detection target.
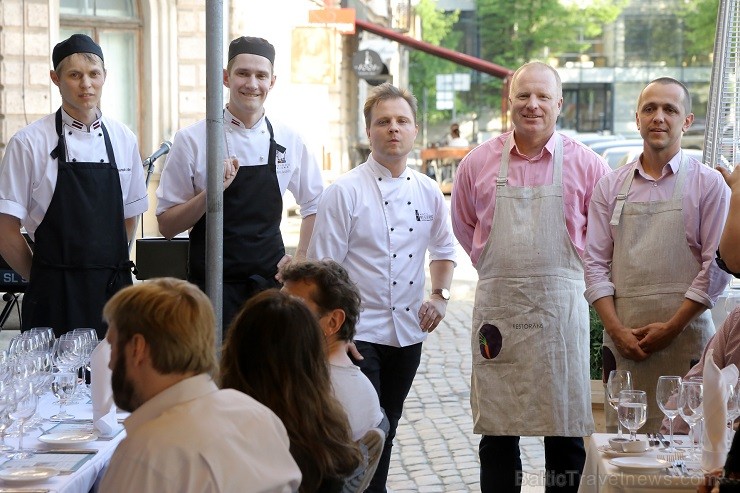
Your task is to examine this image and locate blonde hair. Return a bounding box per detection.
[103,278,216,375]
[363,82,418,128]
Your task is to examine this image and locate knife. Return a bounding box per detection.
[656,432,670,447]
[32,448,98,454]
[0,489,50,493]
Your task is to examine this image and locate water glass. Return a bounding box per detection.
[618,390,647,441]
[607,370,632,438]
[51,372,77,420]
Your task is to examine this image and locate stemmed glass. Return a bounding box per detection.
[607,370,633,439]
[7,380,38,459]
[0,380,15,453]
[678,380,704,460]
[656,376,682,452]
[50,372,77,420]
[618,390,647,441]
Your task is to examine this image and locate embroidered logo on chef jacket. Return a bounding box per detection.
[414,210,434,222]
[276,148,286,164]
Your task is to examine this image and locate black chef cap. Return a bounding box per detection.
[52,34,104,69]
[228,36,275,64]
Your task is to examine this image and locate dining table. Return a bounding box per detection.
[578,433,708,493]
[0,393,127,493]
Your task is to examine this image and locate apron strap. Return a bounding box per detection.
[609,165,636,226]
[609,151,688,226]
[498,132,563,187]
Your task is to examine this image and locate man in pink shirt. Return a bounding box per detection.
[451,61,610,493]
[584,77,731,432]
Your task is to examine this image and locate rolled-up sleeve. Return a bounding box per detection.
[686,171,731,307]
[289,141,323,218]
[583,177,617,304]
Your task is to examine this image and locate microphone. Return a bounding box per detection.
[143,141,172,166]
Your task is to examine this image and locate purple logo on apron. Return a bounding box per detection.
[479,323,502,359]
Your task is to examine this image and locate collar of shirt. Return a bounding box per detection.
[509,131,557,163]
[61,108,102,133]
[123,374,218,436]
[633,149,681,182]
[366,154,411,179]
[224,107,266,131]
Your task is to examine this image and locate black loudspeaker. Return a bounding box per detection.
[135,237,189,280]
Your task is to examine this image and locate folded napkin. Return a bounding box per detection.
[702,349,739,471]
[91,339,117,436]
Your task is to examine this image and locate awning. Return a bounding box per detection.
[355,19,513,129]
[355,19,513,79]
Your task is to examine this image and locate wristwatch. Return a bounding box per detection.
[432,288,450,301]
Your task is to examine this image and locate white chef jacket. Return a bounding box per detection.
[308,156,457,347]
[0,109,148,240]
[155,108,323,217]
[100,374,302,493]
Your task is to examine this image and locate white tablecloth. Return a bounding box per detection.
[578,434,703,493]
[0,393,127,493]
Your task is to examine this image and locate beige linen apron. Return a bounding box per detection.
[471,134,594,437]
[603,152,714,433]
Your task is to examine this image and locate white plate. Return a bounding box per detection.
[609,457,670,473]
[0,466,59,484]
[38,431,98,445]
[598,445,648,457]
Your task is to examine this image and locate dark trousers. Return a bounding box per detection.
[352,341,423,493]
[479,435,585,493]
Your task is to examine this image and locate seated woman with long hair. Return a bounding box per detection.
[220,289,362,493]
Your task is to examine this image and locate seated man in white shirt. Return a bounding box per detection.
[99,278,301,493]
[282,259,387,440]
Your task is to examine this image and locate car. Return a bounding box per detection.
[589,139,643,155]
[601,145,643,169]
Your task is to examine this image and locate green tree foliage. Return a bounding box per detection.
[679,0,718,66]
[408,0,461,125]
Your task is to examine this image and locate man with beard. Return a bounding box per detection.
[99,278,301,493]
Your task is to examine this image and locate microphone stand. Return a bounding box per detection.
[128,142,172,253]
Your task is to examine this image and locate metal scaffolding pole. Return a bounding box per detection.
[205,1,225,349]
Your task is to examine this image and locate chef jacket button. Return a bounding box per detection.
[100,159,104,163]
[653,182,658,187]
[378,177,382,181]
[409,281,414,285]
[98,133,102,137]
[260,156,264,161]
[72,158,77,162]
[392,281,397,285]
[390,227,394,232]
[405,307,410,311]
[407,201,411,205]
[384,201,388,205]
[391,307,396,311]
[68,131,72,135]
[261,130,265,134]
[407,177,410,180]
[409,228,413,232]
[392,253,397,258]
[409,254,413,258]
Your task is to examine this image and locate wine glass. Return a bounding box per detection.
[0,380,15,453]
[7,380,38,459]
[51,372,77,420]
[618,390,647,441]
[656,376,682,452]
[607,370,632,439]
[678,380,704,460]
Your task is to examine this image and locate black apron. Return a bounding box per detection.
[188,117,285,331]
[22,109,133,340]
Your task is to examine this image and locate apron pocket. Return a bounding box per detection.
[478,323,502,359]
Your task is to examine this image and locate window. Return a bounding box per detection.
[59,0,141,136]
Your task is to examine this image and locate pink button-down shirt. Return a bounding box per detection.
[451,131,611,266]
[584,151,731,307]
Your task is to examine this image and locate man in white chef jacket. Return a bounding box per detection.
[308,83,456,493]
[0,34,148,340]
[156,36,323,331]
